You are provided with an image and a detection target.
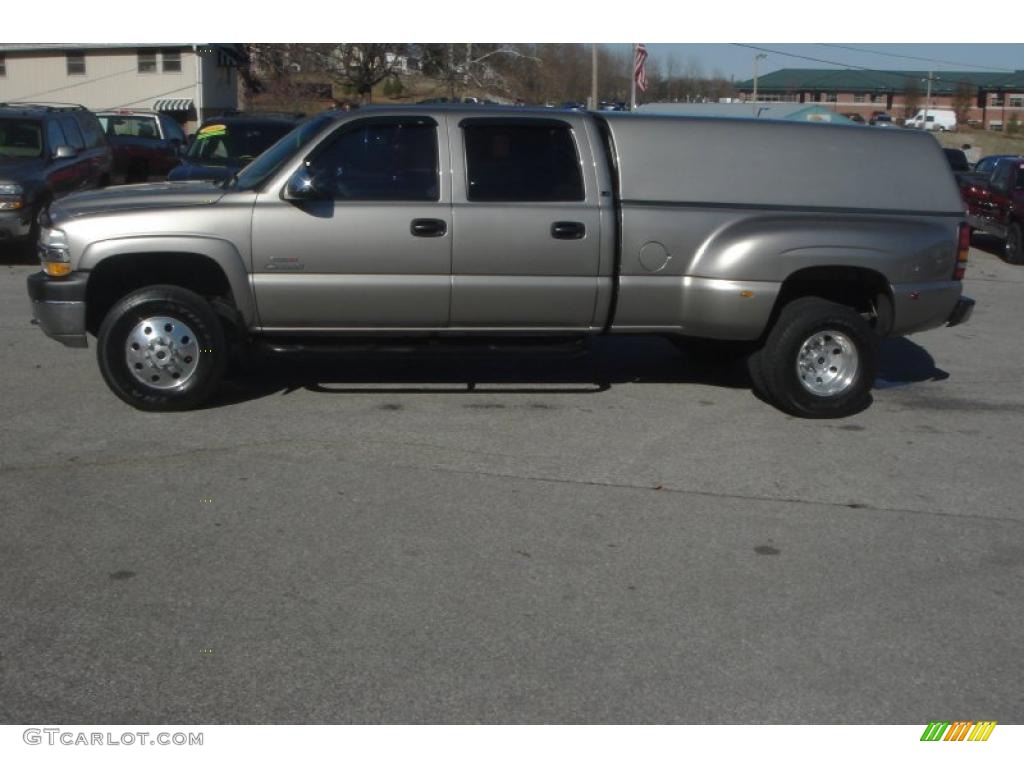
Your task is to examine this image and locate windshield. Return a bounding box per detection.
[0,118,44,159]
[187,120,296,167]
[230,114,335,192]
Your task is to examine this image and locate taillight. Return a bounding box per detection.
[954,222,970,280]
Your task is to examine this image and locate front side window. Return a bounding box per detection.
[66,50,85,76]
[232,114,334,192]
[307,120,439,201]
[138,50,157,74]
[463,122,584,203]
[74,114,104,148]
[58,115,85,150]
[992,162,1012,191]
[46,120,67,152]
[0,119,43,158]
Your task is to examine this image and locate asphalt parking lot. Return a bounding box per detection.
[1,240,1022,724]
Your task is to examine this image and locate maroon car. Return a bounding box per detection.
[96,110,187,182]
[962,157,1024,264]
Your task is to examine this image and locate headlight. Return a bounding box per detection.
[39,241,71,278]
[0,181,24,210]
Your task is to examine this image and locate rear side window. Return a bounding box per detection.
[463,122,584,202]
[59,115,86,150]
[308,119,439,201]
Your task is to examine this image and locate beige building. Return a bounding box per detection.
[0,44,239,130]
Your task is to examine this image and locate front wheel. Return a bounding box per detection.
[97,285,227,411]
[755,297,878,418]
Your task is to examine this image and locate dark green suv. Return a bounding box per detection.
[0,102,112,243]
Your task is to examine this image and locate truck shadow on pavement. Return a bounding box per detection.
[208,334,948,408]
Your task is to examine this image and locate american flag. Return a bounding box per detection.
[634,43,648,93]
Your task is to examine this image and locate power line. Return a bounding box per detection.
[817,44,1018,73]
[7,65,141,102]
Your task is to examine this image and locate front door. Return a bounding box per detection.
[447,115,605,329]
[251,115,451,330]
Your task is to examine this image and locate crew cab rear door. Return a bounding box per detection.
[447,114,608,329]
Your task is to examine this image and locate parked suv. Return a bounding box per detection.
[167,113,300,182]
[95,110,186,182]
[0,102,112,242]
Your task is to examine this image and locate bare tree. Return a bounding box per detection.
[952,82,975,125]
[902,78,921,120]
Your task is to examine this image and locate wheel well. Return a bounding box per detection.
[86,252,235,335]
[768,266,893,337]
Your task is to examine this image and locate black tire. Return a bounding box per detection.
[756,296,878,419]
[97,285,226,411]
[1006,223,1023,265]
[745,346,770,399]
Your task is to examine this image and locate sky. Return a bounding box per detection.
[608,44,1024,81]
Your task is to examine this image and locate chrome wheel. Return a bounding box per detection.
[795,330,859,397]
[125,315,200,389]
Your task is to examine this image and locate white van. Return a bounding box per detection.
[909,108,957,132]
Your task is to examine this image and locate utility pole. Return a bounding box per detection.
[752,53,767,102]
[590,44,598,110]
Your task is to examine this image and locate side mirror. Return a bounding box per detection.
[53,145,77,160]
[283,166,329,201]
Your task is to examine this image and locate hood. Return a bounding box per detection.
[167,162,237,182]
[49,181,227,221]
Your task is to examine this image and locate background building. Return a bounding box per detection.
[0,44,240,130]
[735,68,1024,130]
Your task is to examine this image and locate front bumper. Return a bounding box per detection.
[27,271,89,348]
[946,296,975,328]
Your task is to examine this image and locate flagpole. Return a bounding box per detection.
[630,43,637,111]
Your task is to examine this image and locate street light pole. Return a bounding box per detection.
[752,53,767,102]
[923,70,933,129]
[590,44,598,110]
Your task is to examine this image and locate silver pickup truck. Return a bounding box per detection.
[27,106,974,417]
